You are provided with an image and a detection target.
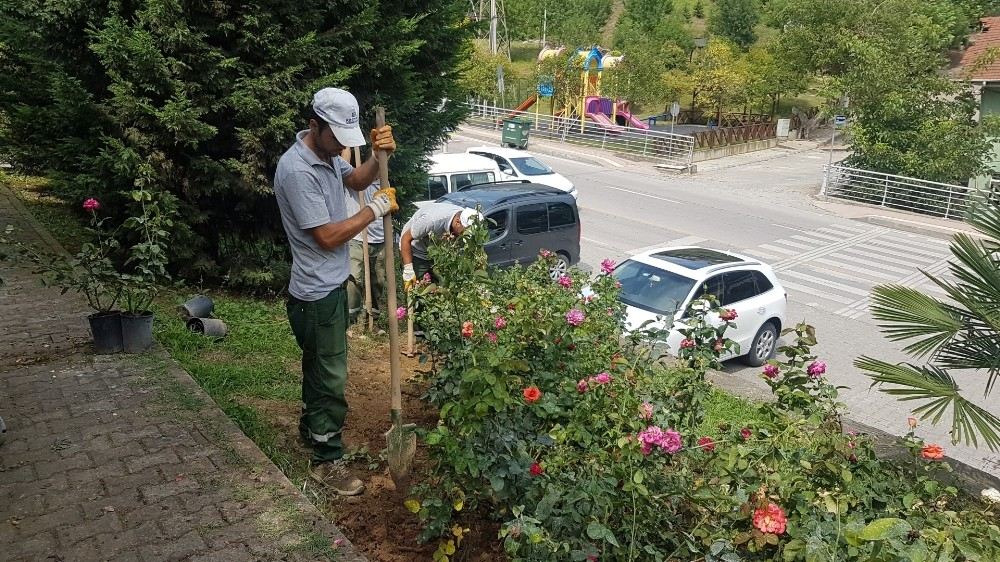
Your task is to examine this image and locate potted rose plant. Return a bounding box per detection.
[117,188,174,353]
[2,198,125,353]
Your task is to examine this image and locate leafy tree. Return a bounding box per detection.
[694,0,705,19]
[689,39,751,120]
[856,201,1000,451]
[461,45,516,103]
[0,0,473,290]
[766,0,992,177]
[709,0,759,49]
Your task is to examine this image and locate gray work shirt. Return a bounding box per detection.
[274,130,355,301]
[346,180,385,244]
[401,203,462,261]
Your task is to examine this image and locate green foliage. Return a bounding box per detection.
[858,200,1000,451]
[408,230,1000,561]
[0,0,474,290]
[765,0,993,181]
[461,45,516,103]
[709,0,760,49]
[504,0,613,46]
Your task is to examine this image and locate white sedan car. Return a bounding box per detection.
[612,247,787,366]
[466,146,577,198]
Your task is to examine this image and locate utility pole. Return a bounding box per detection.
[541,8,547,48]
[489,0,497,55]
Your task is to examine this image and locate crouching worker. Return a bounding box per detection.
[399,202,483,289]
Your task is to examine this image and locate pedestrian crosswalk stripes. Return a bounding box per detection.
[742,224,954,321]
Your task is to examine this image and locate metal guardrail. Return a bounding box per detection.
[821,164,985,220]
[463,101,696,170]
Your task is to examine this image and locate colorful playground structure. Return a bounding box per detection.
[510,46,648,133]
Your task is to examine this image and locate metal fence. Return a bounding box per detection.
[692,122,776,149]
[821,164,987,220]
[463,101,696,170]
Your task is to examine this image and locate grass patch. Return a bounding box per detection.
[702,387,768,433]
[1,171,87,252]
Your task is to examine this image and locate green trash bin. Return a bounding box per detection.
[501,117,531,149]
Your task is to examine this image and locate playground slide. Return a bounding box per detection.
[585,111,624,132]
[507,94,537,119]
[615,108,649,129]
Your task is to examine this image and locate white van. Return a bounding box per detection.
[418,153,502,208]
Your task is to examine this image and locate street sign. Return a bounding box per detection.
[670,101,681,118]
[834,115,848,128]
[537,83,554,98]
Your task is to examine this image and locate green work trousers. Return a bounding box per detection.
[286,287,349,464]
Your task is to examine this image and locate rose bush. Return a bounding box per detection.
[408,224,1000,561]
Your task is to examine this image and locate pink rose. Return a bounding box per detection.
[396,306,407,320]
[807,360,826,378]
[82,198,100,212]
[565,309,585,326]
[486,331,498,343]
[762,364,780,379]
[600,258,616,274]
[494,316,507,329]
[679,338,695,349]
[540,249,553,258]
[557,275,572,288]
[593,372,611,385]
[719,308,738,321]
[576,379,589,393]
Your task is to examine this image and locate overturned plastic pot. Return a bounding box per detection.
[187,317,228,338]
[179,295,214,319]
[121,311,154,353]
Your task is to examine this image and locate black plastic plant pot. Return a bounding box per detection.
[186,317,228,338]
[88,311,123,354]
[121,311,154,353]
[179,295,214,319]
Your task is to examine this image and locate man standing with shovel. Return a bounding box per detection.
[274,88,398,496]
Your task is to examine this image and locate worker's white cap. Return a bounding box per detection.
[458,208,484,227]
[312,88,366,147]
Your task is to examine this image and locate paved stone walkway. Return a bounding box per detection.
[0,185,366,561]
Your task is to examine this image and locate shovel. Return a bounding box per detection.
[353,146,375,333]
[376,106,416,488]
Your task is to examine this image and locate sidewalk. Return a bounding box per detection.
[0,185,365,561]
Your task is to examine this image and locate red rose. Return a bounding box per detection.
[697,436,716,452]
[921,444,944,460]
[752,502,787,535]
[461,321,474,338]
[679,339,695,349]
[522,386,542,403]
[719,308,738,321]
[529,462,544,476]
[740,427,752,440]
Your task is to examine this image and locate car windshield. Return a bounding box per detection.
[613,260,696,317]
[510,157,553,176]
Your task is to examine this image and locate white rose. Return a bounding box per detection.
[981,488,1000,504]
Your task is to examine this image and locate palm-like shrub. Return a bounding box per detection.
[856,200,1000,450]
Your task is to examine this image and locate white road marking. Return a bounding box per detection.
[626,237,708,254]
[779,270,872,297]
[809,258,902,281]
[598,185,681,204]
[781,281,856,305]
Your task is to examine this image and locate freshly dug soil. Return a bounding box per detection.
[260,331,506,562]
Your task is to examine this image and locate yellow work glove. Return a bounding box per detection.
[370,125,396,154]
[402,263,416,292]
[366,187,398,217]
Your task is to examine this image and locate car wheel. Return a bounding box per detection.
[548,253,570,280]
[743,322,777,367]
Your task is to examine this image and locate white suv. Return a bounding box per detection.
[466,146,577,198]
[613,247,787,366]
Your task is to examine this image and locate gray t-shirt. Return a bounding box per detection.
[274,130,355,301]
[401,203,462,260]
[346,180,385,244]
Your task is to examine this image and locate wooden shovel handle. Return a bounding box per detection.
[353,146,374,332]
[376,107,403,413]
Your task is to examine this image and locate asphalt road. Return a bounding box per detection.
[443,129,1000,480]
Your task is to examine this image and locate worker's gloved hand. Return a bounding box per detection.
[366,187,398,218]
[402,263,416,291]
[370,125,396,155]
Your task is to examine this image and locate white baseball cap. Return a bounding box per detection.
[312,88,366,147]
[458,208,484,227]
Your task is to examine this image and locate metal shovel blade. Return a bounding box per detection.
[385,410,416,487]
